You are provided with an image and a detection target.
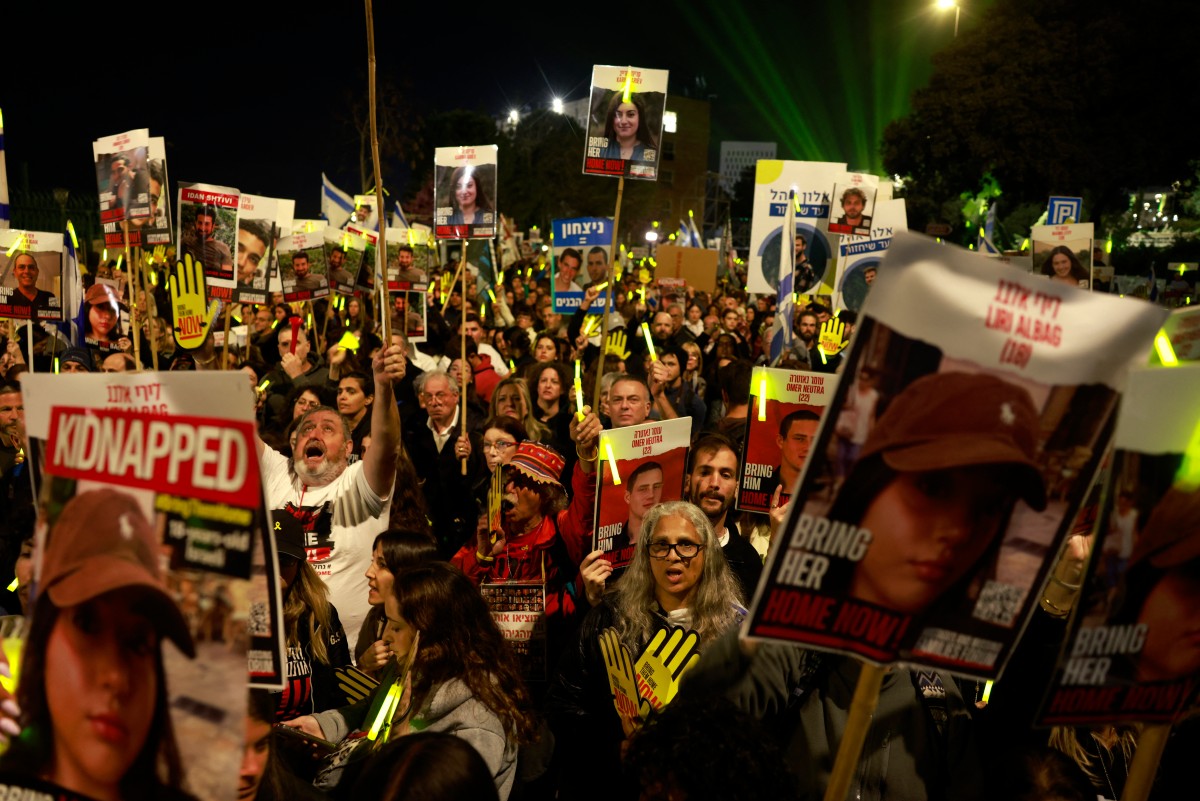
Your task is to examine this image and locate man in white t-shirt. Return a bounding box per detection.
[258,342,405,648]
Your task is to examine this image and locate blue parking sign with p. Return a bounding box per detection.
[1048,196,1083,225]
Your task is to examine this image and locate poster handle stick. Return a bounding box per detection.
[364,0,390,345]
[319,299,332,359]
[121,223,142,371]
[139,244,159,372]
[222,303,232,366]
[1120,723,1170,801]
[25,320,34,373]
[460,237,469,476]
[821,660,885,801]
[591,176,625,413]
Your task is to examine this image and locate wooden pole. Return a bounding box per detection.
[822,661,885,801]
[460,238,469,476]
[1120,723,1170,801]
[24,321,34,372]
[591,176,625,412]
[222,304,232,367]
[121,224,141,371]
[364,0,391,345]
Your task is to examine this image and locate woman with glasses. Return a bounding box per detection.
[547,501,744,800]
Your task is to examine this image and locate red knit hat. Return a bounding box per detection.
[509,441,566,489]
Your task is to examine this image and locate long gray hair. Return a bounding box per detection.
[613,500,743,651]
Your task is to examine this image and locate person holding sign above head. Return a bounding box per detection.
[598,92,658,161]
[447,165,493,227]
[829,371,1047,617]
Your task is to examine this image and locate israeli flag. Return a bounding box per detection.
[321,173,355,229]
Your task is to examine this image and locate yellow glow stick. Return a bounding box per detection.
[102,248,108,262]
[981,681,994,705]
[257,379,271,392]
[4,234,25,256]
[641,323,656,360]
[150,270,158,286]
[575,384,586,421]
[758,373,768,421]
[338,332,361,352]
[593,281,609,293]
[5,577,16,592]
[622,69,634,103]
[67,221,79,250]
[605,438,621,485]
[367,682,403,741]
[488,288,496,302]
[53,357,60,374]
[1155,331,1179,366]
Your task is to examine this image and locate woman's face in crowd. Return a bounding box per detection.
[687,305,702,323]
[293,389,321,420]
[852,467,1011,615]
[482,426,519,473]
[89,303,117,338]
[382,594,417,662]
[364,542,394,607]
[455,175,477,211]
[1135,562,1200,683]
[534,337,556,363]
[649,515,706,612]
[347,299,360,318]
[1051,252,1072,277]
[684,349,698,373]
[537,368,562,404]
[46,590,158,800]
[494,386,526,421]
[612,102,639,143]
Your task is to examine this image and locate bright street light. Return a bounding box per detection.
[936,0,960,37]
[552,97,564,114]
[508,109,519,125]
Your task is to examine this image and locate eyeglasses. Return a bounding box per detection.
[648,541,704,560]
[483,440,517,454]
[421,391,456,403]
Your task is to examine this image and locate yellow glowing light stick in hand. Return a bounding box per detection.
[169,253,220,350]
[574,360,586,421]
[640,322,656,360]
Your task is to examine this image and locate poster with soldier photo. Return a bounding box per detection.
[278,229,329,303]
[383,227,434,291]
[388,290,427,343]
[17,371,271,801]
[234,194,279,306]
[594,417,692,569]
[434,145,498,239]
[551,217,614,315]
[1032,223,1094,291]
[1037,365,1200,725]
[98,135,173,251]
[583,65,669,181]
[177,182,240,303]
[834,198,907,313]
[738,367,837,514]
[744,233,1167,678]
[93,128,152,228]
[747,160,846,295]
[827,174,880,237]
[324,228,367,296]
[0,230,64,322]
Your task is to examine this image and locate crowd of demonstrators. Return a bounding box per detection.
[5,248,1200,801]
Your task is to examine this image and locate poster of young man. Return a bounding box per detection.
[383,227,435,291]
[177,182,240,303]
[434,145,498,239]
[0,230,64,322]
[13,371,274,801]
[278,229,330,303]
[234,193,280,306]
[827,174,880,237]
[324,227,367,297]
[389,290,427,343]
[745,233,1167,678]
[582,65,669,181]
[594,417,692,569]
[1037,365,1200,726]
[835,198,907,313]
[552,217,613,315]
[747,160,846,295]
[1033,223,1094,290]
[93,128,152,228]
[738,366,837,514]
[103,135,173,251]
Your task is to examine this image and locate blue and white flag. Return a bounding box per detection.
[688,214,704,249]
[769,191,796,365]
[977,203,999,255]
[321,173,355,230]
[390,201,409,230]
[63,222,84,346]
[0,108,10,229]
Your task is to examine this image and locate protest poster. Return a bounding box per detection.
[324,227,367,297]
[0,230,64,322]
[1032,223,1094,290]
[583,65,669,181]
[552,217,614,314]
[744,232,1167,678]
[834,198,907,313]
[1037,365,1200,725]
[383,227,435,291]
[434,145,498,239]
[653,244,718,294]
[481,583,548,682]
[747,160,846,295]
[738,367,837,514]
[17,371,273,800]
[234,193,279,306]
[1153,306,1200,364]
[93,128,152,232]
[99,135,173,251]
[594,417,692,569]
[83,278,129,351]
[388,290,427,343]
[177,182,240,303]
[827,173,881,237]
[278,228,330,303]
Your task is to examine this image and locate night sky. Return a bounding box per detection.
[2,1,963,219]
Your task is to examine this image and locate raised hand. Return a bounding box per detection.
[169,253,219,350]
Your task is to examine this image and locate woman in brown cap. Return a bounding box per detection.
[0,489,196,801]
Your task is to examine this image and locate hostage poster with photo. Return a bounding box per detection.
[0,230,64,322]
[747,160,846,296]
[434,145,498,240]
[481,582,548,682]
[583,65,669,181]
[325,228,367,297]
[389,290,427,343]
[381,226,435,291]
[552,217,613,314]
[834,198,907,313]
[93,128,152,232]
[278,228,330,303]
[1032,223,1094,291]
[234,193,280,306]
[594,417,692,569]
[177,182,241,303]
[827,173,882,238]
[744,232,1166,678]
[737,367,837,514]
[17,371,280,801]
[1037,365,1200,725]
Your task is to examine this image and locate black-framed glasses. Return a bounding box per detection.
[648,541,704,560]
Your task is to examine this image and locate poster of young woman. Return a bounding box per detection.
[583,65,669,181]
[434,145,498,239]
[278,229,330,303]
[737,366,837,514]
[594,417,692,569]
[552,217,613,314]
[834,198,907,313]
[747,160,846,295]
[745,233,1167,678]
[1032,223,1094,291]
[177,182,241,303]
[12,371,276,801]
[1037,365,1200,725]
[0,230,64,322]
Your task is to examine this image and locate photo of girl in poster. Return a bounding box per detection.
[596,91,659,162]
[83,283,125,348]
[1038,244,1091,289]
[441,165,495,229]
[0,490,197,801]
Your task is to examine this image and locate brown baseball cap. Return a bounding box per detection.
[1129,486,1200,570]
[859,371,1047,511]
[84,283,119,310]
[41,490,196,658]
